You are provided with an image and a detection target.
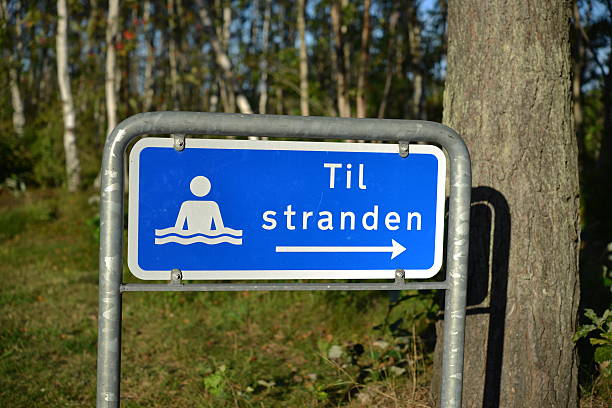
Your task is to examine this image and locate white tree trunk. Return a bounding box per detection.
[297,0,309,116]
[168,0,180,109]
[196,0,254,115]
[57,0,81,191]
[142,0,155,111]
[105,0,119,137]
[5,0,25,137]
[258,0,271,114]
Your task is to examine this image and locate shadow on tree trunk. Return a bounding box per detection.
[433,186,510,408]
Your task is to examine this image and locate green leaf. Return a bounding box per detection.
[594,345,612,364]
[584,309,598,323]
[590,338,608,346]
[573,324,596,342]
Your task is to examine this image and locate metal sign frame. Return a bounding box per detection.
[96,112,471,408]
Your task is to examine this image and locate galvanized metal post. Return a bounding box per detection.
[96,112,470,408]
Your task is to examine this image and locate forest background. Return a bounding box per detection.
[0,0,610,407]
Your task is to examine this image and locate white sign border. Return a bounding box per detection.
[128,138,446,281]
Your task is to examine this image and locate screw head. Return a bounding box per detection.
[171,269,182,281]
[395,269,405,278]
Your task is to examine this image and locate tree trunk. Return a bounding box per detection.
[330,0,350,117]
[168,0,180,110]
[105,0,119,137]
[433,1,580,407]
[57,0,81,192]
[196,0,253,115]
[142,0,155,112]
[407,0,424,119]
[258,0,271,114]
[297,0,309,116]
[377,7,399,119]
[7,0,25,137]
[355,0,371,118]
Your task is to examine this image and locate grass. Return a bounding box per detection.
[0,189,436,407]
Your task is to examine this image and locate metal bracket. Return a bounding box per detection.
[398,140,410,158]
[173,134,186,151]
[170,269,183,285]
[395,269,405,284]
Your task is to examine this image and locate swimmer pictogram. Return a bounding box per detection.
[154,176,243,245]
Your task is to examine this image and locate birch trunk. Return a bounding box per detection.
[297,0,309,116]
[6,0,25,137]
[196,0,253,115]
[105,0,119,137]
[142,0,155,111]
[355,0,371,118]
[331,0,350,117]
[258,0,271,114]
[168,0,180,109]
[433,1,580,406]
[57,0,81,192]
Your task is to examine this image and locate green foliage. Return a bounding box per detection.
[0,201,56,242]
[574,309,612,378]
[202,364,227,397]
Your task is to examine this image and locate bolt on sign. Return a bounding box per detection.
[128,139,446,280]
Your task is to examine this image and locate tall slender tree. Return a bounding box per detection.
[297,0,309,116]
[56,0,81,191]
[5,0,25,137]
[196,0,253,115]
[330,0,350,117]
[434,1,580,406]
[105,0,119,137]
[356,0,371,118]
[258,0,272,114]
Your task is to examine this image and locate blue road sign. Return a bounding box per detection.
[128,138,446,280]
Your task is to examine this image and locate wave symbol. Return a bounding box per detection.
[154,227,243,246]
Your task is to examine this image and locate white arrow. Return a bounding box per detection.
[275,239,406,260]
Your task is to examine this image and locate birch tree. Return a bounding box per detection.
[258,0,271,114]
[56,0,81,191]
[356,0,371,118]
[4,0,25,137]
[105,0,119,137]
[142,0,155,112]
[196,0,253,114]
[297,0,309,116]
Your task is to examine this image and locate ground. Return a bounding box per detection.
[0,189,437,407]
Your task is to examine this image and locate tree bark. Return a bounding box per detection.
[355,0,371,118]
[105,0,119,137]
[330,0,350,117]
[196,0,253,115]
[297,0,309,116]
[432,1,580,407]
[168,0,180,110]
[6,0,25,137]
[57,0,81,192]
[377,7,399,119]
[407,0,424,119]
[258,0,271,114]
[142,0,155,112]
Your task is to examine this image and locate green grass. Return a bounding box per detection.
[0,190,437,407]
